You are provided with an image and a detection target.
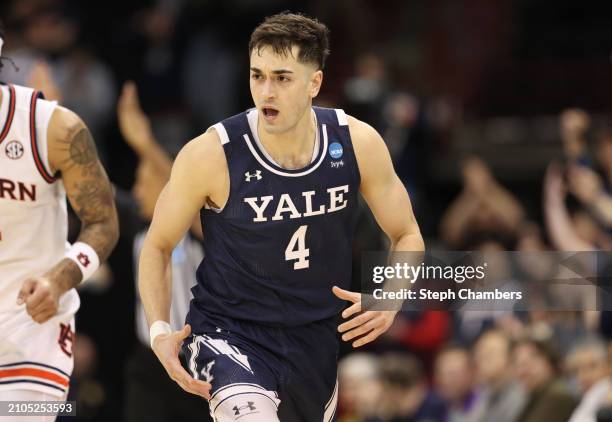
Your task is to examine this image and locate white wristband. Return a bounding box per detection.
[149,320,172,348]
[65,242,100,282]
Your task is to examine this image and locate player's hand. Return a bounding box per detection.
[151,324,212,399]
[16,277,61,324]
[333,286,398,348]
[117,81,155,154]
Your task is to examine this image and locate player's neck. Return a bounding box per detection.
[257,108,316,169]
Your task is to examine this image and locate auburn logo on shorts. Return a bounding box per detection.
[58,323,75,357]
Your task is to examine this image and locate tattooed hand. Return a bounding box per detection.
[44,106,119,295]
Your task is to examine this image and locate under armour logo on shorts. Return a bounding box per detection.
[245,170,262,182]
[233,401,256,416]
[77,252,90,267]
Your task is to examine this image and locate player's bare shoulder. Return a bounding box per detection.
[346,115,392,182]
[46,106,92,173]
[172,126,230,209]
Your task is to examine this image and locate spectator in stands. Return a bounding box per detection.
[567,337,611,422]
[567,156,612,229]
[594,129,612,188]
[558,108,612,236]
[115,82,210,422]
[434,346,479,422]
[440,157,524,249]
[454,234,520,344]
[343,52,389,132]
[338,353,382,422]
[370,353,446,422]
[513,338,577,422]
[544,160,612,254]
[471,329,526,422]
[559,108,590,164]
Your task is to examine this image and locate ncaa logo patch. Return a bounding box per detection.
[5,140,24,160]
[329,142,343,160]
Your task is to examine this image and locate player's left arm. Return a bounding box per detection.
[17,106,119,323]
[333,115,424,347]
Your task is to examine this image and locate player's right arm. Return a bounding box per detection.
[138,128,227,398]
[17,107,119,323]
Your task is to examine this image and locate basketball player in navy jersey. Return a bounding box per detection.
[139,12,424,422]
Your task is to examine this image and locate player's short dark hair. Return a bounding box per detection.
[249,12,330,70]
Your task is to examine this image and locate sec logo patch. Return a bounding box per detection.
[5,140,24,160]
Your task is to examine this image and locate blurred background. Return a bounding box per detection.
[3,0,612,421]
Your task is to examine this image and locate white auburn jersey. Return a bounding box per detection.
[0,83,79,318]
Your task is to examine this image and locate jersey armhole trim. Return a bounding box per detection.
[29,91,56,183]
[0,84,16,146]
[202,123,229,213]
[335,109,348,126]
[211,123,230,145]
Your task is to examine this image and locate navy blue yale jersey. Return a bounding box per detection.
[188,107,360,329]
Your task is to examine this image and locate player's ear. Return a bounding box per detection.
[310,69,323,99]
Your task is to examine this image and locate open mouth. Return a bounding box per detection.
[262,107,279,119]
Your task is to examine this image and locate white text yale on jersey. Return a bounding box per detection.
[243,185,349,222]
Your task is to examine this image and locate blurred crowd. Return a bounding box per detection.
[336,103,612,422]
[2,0,612,421]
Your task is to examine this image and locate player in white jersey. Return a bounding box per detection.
[0,21,118,419]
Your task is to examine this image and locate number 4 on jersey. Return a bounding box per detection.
[285,225,309,269]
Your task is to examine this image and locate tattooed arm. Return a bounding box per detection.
[48,107,119,286]
[17,106,119,323]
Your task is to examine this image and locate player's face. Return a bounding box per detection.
[250,45,322,134]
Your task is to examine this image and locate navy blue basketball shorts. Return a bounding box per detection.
[182,315,339,422]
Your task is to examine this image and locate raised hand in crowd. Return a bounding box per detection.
[560,108,590,161]
[440,157,524,248]
[567,164,612,228]
[117,81,173,177]
[543,162,594,251]
[28,60,63,103]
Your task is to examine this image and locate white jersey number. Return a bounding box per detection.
[285,225,309,269]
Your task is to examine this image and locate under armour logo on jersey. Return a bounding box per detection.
[233,402,257,416]
[245,170,262,182]
[77,252,90,267]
